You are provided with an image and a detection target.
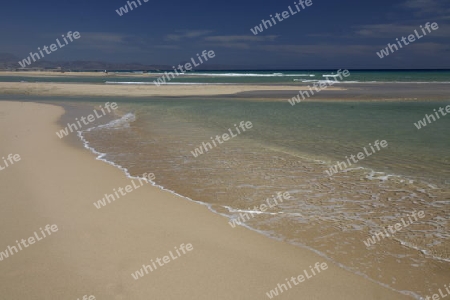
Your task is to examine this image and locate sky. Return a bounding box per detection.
[1,0,449,69]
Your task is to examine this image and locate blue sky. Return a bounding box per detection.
[1,0,449,68]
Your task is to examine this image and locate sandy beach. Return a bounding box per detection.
[1,74,449,101]
[0,71,123,77]
[0,100,412,299]
[3,0,449,296]
[0,81,341,98]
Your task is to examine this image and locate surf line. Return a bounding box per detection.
[153,50,216,86]
[56,102,119,139]
[325,139,388,176]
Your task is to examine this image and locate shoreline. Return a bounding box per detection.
[0,100,413,299]
[0,81,449,101]
[70,97,450,299]
[0,82,336,98]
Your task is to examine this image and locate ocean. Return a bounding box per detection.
[2,69,450,84]
[3,70,449,299]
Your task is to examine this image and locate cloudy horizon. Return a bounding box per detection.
[1,0,449,69]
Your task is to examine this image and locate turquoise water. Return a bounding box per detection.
[76,97,450,299]
[164,99,450,182]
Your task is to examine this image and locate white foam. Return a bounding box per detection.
[105,81,230,85]
[88,113,136,130]
[78,120,217,215]
[184,73,314,77]
[77,115,439,300]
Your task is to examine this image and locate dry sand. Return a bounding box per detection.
[0,101,411,300]
[0,82,342,98]
[0,71,142,77]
